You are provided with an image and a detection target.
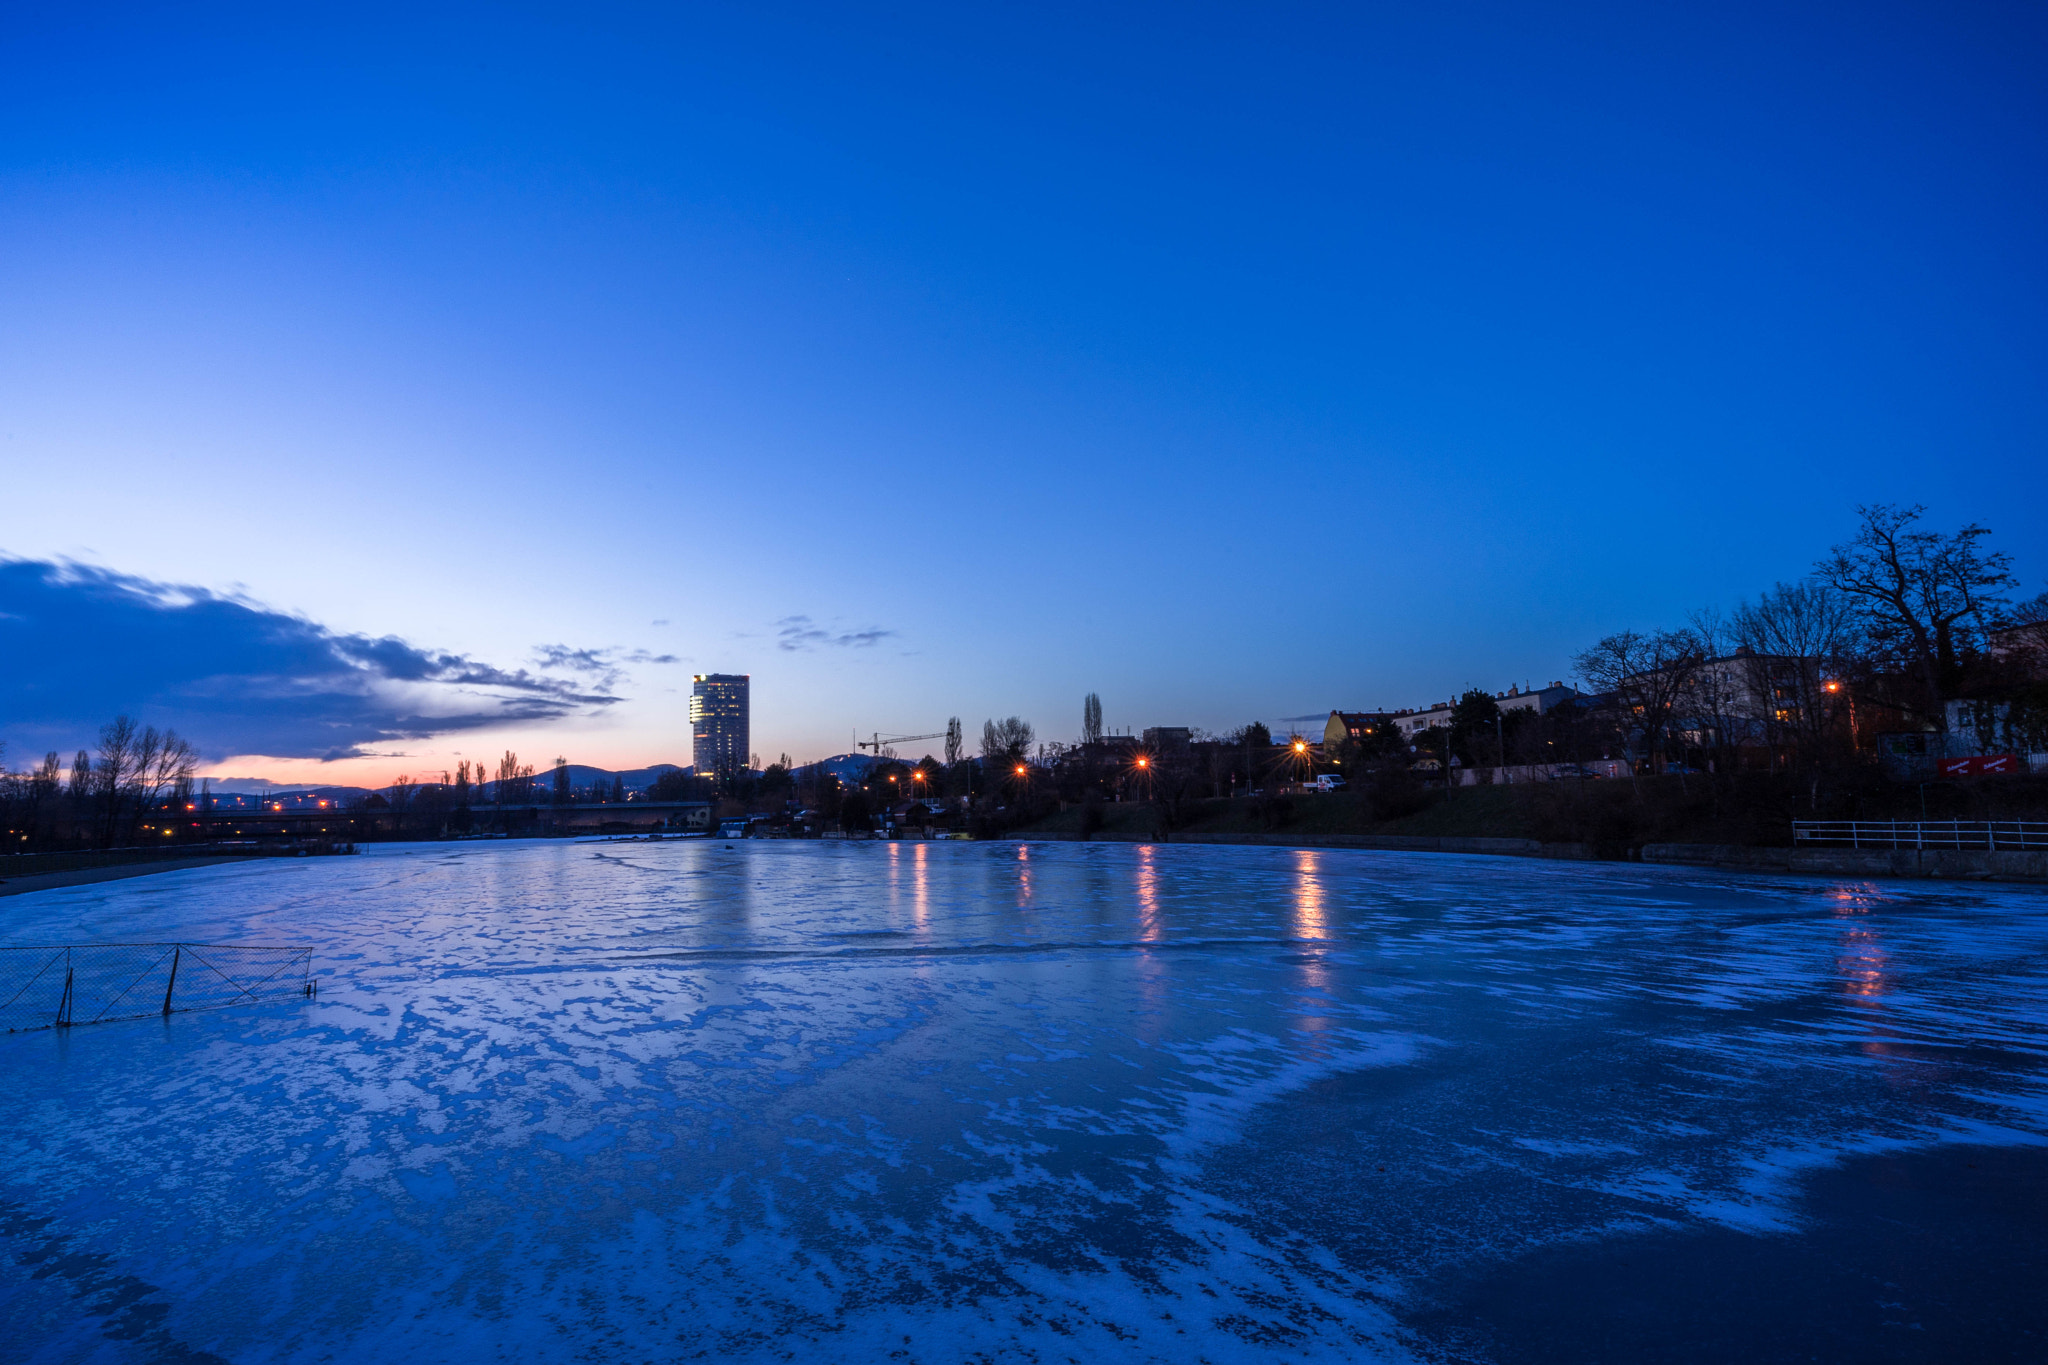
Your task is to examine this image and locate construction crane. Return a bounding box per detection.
[856,730,948,755]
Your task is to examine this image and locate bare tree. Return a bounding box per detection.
[1994,590,2048,676]
[131,724,196,812]
[93,716,139,844]
[1082,693,1103,745]
[1816,504,2014,727]
[389,774,417,835]
[1574,630,1705,778]
[981,717,1034,762]
[944,717,963,766]
[1731,580,1861,761]
[1677,609,1752,771]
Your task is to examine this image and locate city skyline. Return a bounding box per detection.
[4,5,2046,787]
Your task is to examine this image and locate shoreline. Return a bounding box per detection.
[0,857,257,898]
[998,829,2048,885]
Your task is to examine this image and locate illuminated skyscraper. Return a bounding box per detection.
[690,674,751,778]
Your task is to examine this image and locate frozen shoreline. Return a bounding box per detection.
[0,855,254,898]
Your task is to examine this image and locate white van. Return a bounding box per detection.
[1306,774,1346,792]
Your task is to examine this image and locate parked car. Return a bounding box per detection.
[1550,764,1601,780]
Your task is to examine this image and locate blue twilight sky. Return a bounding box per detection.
[3,2,2046,784]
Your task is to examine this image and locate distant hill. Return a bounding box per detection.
[195,785,369,811]
[195,763,689,806]
[498,763,685,794]
[796,753,895,784]
[197,776,351,796]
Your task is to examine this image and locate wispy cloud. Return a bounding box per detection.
[775,615,896,652]
[531,644,682,691]
[0,557,622,761]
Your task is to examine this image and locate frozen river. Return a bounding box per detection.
[2,839,2045,1363]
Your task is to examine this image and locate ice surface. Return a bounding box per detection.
[2,840,2045,1362]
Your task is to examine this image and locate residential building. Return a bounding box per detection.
[1323,711,1395,748]
[690,674,751,777]
[1387,682,1579,738]
[1141,726,1192,753]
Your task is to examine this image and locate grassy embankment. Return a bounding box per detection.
[1014,772,2048,857]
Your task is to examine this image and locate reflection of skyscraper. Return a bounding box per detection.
[690,674,751,777]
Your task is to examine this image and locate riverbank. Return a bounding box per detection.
[1000,827,2048,884]
[0,848,279,898]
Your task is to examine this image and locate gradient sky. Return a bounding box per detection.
[4,2,2046,785]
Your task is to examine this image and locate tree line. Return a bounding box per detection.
[1568,503,2045,777]
[0,716,197,851]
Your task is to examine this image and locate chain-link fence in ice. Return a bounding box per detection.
[0,943,315,1033]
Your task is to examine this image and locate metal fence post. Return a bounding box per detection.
[57,965,73,1029]
[162,946,181,1017]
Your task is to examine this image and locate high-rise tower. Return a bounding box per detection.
[689,674,751,778]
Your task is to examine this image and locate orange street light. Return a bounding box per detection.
[1014,764,1027,776]
[1293,740,1307,753]
[1135,756,1148,768]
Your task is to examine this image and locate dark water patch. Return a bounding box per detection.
[0,1200,229,1364]
[1402,1143,2048,1363]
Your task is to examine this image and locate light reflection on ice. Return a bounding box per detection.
[0,840,2044,1363]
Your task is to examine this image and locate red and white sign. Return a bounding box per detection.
[1938,754,2020,777]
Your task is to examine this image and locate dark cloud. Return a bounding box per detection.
[0,558,619,761]
[775,615,895,652]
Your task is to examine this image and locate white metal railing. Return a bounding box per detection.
[1792,820,2048,852]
